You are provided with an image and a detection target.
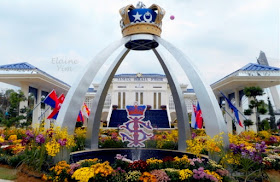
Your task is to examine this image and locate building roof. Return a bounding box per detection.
[0,62,70,87]
[240,63,280,71]
[211,63,280,86]
[211,62,280,96]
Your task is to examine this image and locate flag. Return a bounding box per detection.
[77,110,84,123]
[191,104,198,129]
[47,94,65,119]
[195,103,203,129]
[81,103,90,118]
[220,92,243,127]
[43,89,59,108]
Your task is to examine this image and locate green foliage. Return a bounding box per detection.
[244,109,252,115]
[243,119,253,130]
[243,86,267,132]
[244,86,264,98]
[7,153,25,167]
[260,119,270,131]
[1,89,31,128]
[99,139,128,148]
[268,98,276,130]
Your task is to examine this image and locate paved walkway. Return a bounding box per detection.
[0,179,14,182]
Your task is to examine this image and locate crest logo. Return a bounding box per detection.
[119,103,154,147]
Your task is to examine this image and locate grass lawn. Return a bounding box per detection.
[0,166,17,180]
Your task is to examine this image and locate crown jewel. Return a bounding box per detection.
[119,1,165,37]
[126,104,146,116]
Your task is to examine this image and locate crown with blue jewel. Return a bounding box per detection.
[120,1,165,37]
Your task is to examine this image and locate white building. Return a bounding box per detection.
[85,73,197,127]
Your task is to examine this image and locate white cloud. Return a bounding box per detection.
[0,0,279,91]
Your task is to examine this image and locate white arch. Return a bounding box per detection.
[57,34,229,150]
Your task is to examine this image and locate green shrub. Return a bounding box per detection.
[8,154,25,167]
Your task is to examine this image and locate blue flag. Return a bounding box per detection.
[220,92,243,127]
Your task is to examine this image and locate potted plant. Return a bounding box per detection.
[160,105,166,110]
[147,105,151,110]
[112,105,118,110]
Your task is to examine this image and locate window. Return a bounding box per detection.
[140,92,143,104]
[153,86,162,88]
[118,86,126,88]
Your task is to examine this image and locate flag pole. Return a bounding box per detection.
[221,107,236,121]
[32,101,42,111]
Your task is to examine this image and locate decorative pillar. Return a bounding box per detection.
[19,82,29,123]
[32,88,42,128]
[248,97,258,132]
[224,92,233,134]
[235,89,244,134]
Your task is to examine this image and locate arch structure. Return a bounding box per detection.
[56,34,229,151]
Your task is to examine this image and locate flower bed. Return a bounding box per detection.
[1,126,280,181]
[43,154,231,182]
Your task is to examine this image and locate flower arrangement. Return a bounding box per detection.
[40,153,233,182]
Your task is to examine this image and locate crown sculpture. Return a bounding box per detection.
[126,104,146,116]
[120,1,165,37]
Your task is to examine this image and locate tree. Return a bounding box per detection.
[243,119,254,131]
[243,86,267,132]
[268,97,277,130]
[2,89,29,127]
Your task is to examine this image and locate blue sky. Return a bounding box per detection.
[0,0,280,89]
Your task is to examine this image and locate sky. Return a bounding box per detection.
[0,0,280,90]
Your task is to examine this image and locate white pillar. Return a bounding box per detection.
[224,93,233,134]
[32,88,42,128]
[235,89,244,134]
[19,82,29,123]
[248,97,258,132]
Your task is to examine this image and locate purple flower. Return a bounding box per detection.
[58,138,67,146]
[26,130,34,138]
[270,136,277,143]
[115,154,127,160]
[21,136,30,146]
[70,163,80,175]
[35,134,45,144]
[191,132,197,139]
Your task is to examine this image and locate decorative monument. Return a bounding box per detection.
[57,1,228,159]
[119,104,154,147]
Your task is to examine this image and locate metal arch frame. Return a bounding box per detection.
[56,37,129,133]
[152,48,191,151]
[154,36,229,146]
[57,34,229,151]
[85,48,130,149]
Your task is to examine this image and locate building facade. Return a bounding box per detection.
[85,73,197,126]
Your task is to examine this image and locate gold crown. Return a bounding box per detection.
[119,2,165,37]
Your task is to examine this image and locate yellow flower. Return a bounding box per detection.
[186,137,204,157]
[179,169,193,180]
[204,170,223,182]
[72,167,94,182]
[11,144,25,154]
[75,128,86,138]
[146,158,163,165]
[258,130,271,140]
[0,136,4,143]
[174,155,189,163]
[42,174,48,181]
[46,140,60,156]
[8,134,17,141]
[139,172,157,182]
